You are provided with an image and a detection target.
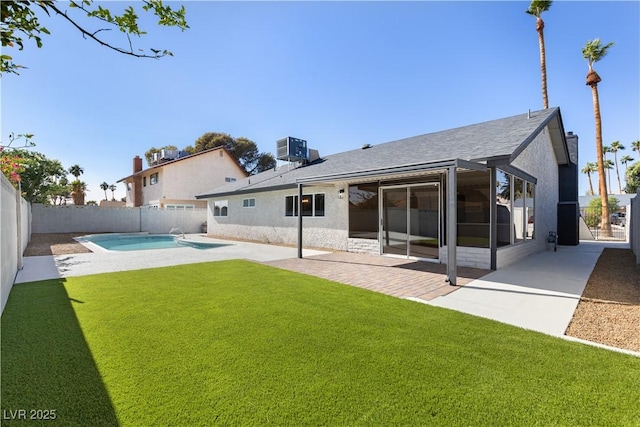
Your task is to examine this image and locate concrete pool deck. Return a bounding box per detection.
[14,235,329,283]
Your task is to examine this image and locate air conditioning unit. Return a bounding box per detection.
[276,137,308,162]
[160,149,179,161]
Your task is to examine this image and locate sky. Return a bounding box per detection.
[2,1,639,202]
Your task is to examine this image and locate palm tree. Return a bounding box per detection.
[583,38,614,237]
[68,164,84,179]
[581,162,597,195]
[603,159,614,195]
[602,145,613,190]
[609,141,625,194]
[71,179,87,205]
[632,140,640,157]
[526,0,553,109]
[100,181,109,200]
[109,184,117,200]
[620,155,634,173]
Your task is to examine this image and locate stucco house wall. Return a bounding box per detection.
[121,148,246,208]
[497,126,560,269]
[207,185,349,250]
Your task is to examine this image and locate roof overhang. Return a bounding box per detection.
[296,158,487,185]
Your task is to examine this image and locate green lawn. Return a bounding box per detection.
[2,260,639,426]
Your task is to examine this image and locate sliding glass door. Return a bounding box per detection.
[381,184,440,259]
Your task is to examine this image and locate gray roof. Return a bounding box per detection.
[197,107,568,199]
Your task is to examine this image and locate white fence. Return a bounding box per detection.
[1,174,31,314]
[31,204,207,234]
[631,190,640,264]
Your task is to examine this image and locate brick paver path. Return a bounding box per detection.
[265,252,490,301]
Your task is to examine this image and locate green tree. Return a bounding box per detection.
[526,0,553,109]
[1,1,188,75]
[109,184,117,200]
[153,132,277,175]
[100,181,109,200]
[625,161,640,194]
[1,148,66,203]
[50,176,70,205]
[581,162,597,196]
[68,164,83,179]
[632,140,640,157]
[583,38,614,237]
[585,195,619,228]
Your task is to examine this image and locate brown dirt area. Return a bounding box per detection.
[565,248,640,353]
[24,233,92,256]
[24,235,640,352]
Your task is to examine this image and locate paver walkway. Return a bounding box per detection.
[265,252,490,301]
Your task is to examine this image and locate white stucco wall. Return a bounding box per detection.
[497,127,560,268]
[1,174,31,314]
[207,185,349,250]
[32,204,206,234]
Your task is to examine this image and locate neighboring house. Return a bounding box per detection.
[197,108,579,284]
[118,147,247,209]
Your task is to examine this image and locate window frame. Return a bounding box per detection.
[213,200,228,217]
[242,198,256,208]
[150,172,159,185]
[285,193,325,217]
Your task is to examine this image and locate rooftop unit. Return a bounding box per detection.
[277,137,308,163]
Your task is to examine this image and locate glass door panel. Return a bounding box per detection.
[382,188,408,256]
[408,185,439,259]
[381,184,440,259]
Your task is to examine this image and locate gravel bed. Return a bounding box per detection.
[565,248,640,353]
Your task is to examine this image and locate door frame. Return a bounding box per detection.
[379,182,441,261]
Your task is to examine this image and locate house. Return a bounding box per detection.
[196,108,579,284]
[118,146,247,209]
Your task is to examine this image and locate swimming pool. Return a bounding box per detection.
[77,233,224,252]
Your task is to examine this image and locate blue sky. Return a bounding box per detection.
[2,1,639,201]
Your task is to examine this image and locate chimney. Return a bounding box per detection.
[133,155,143,173]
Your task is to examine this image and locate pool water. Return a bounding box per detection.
[78,234,221,252]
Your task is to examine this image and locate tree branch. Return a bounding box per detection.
[47,2,167,59]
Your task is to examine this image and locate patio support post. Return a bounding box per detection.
[297,183,303,258]
[447,165,457,285]
[490,166,497,270]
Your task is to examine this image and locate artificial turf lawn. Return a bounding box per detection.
[2,260,639,426]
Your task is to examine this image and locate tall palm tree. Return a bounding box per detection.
[109,184,117,200]
[68,164,84,179]
[583,38,614,237]
[609,141,625,194]
[632,140,640,157]
[602,144,612,190]
[620,155,634,173]
[603,159,614,195]
[100,181,109,200]
[581,162,597,195]
[526,0,553,109]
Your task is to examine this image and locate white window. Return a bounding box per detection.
[166,204,194,211]
[243,198,256,208]
[213,200,228,217]
[150,172,159,185]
